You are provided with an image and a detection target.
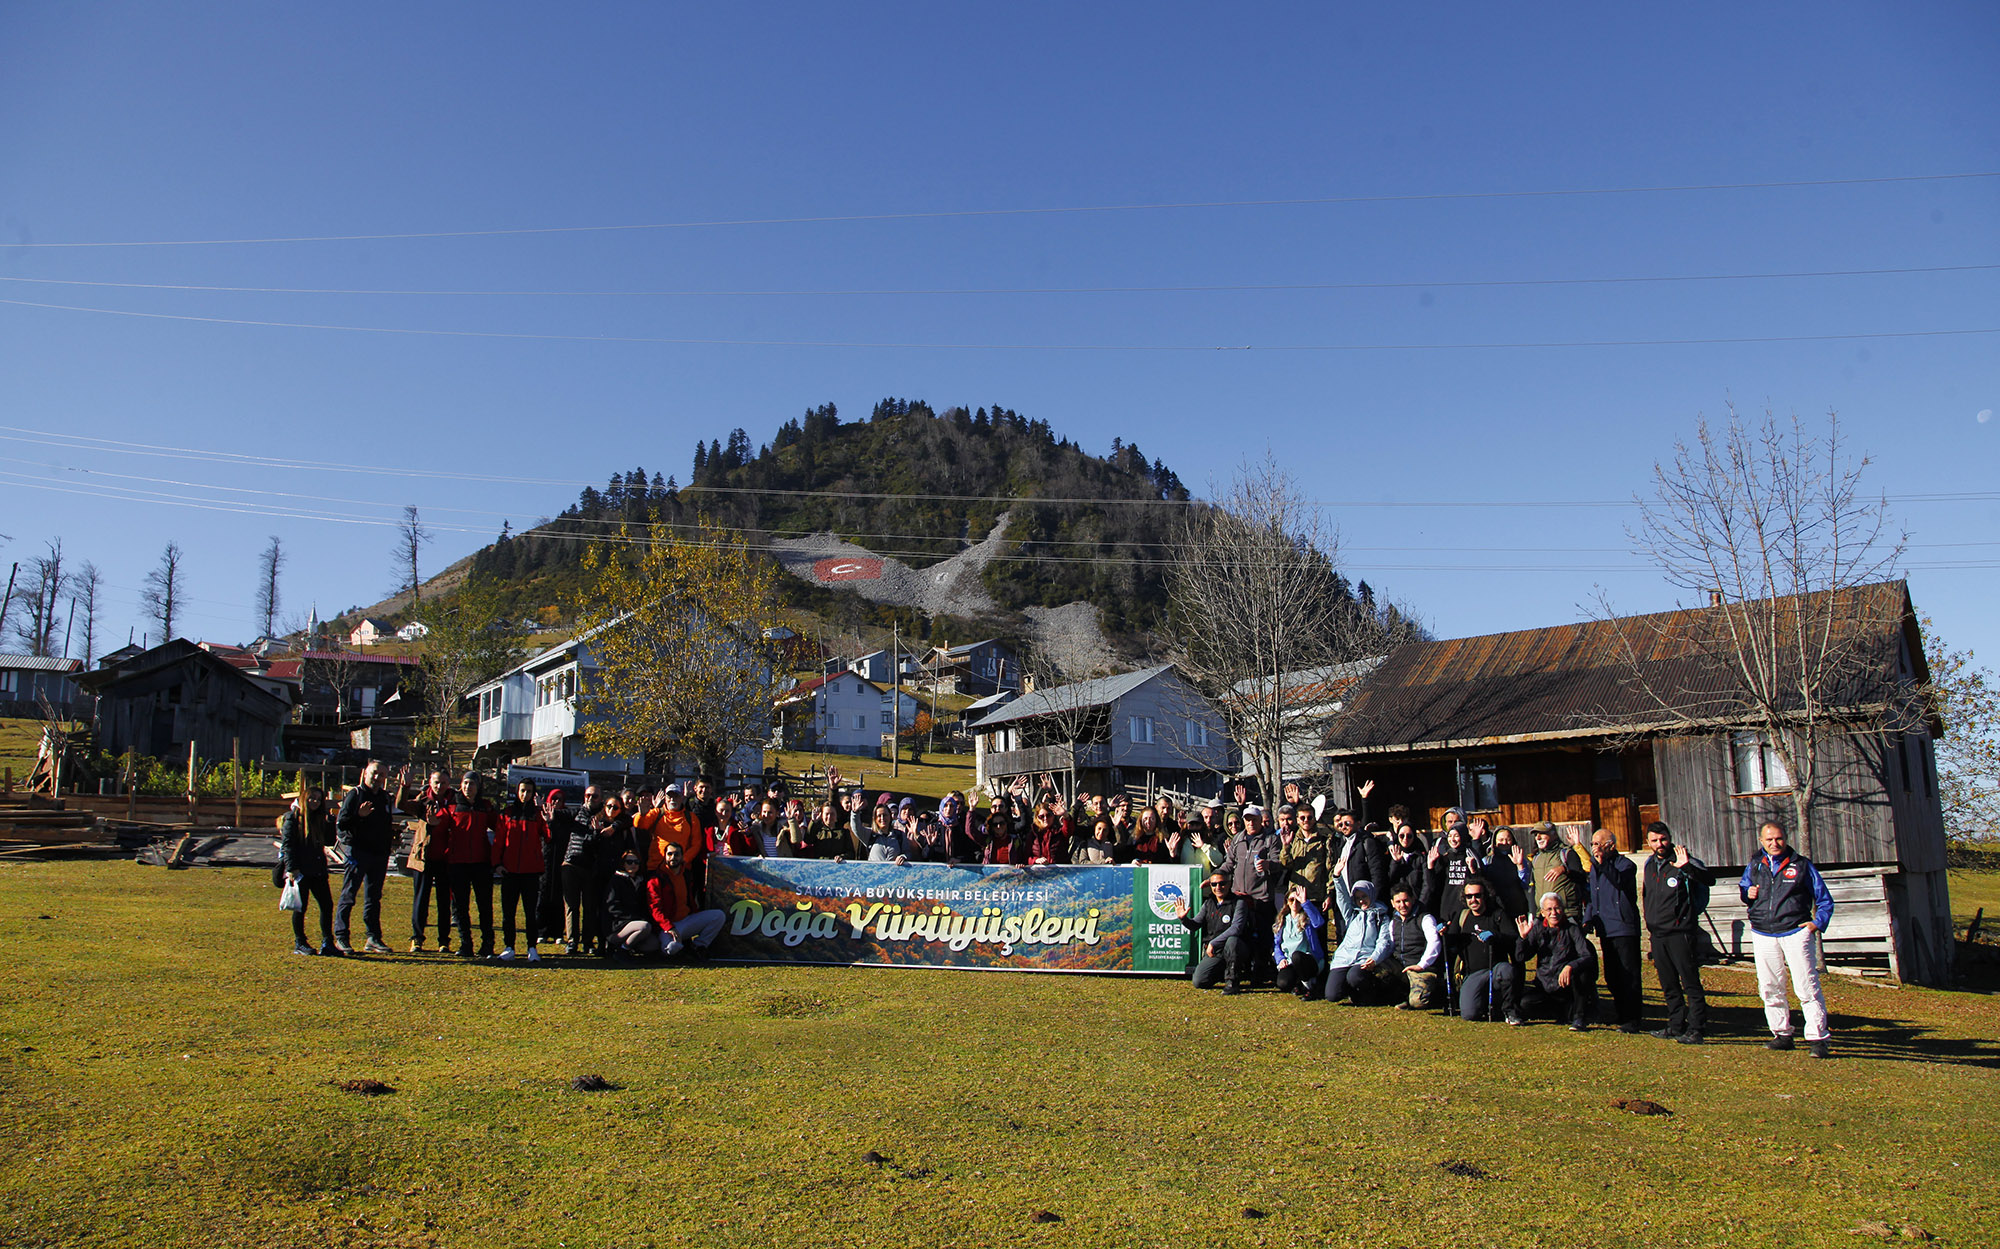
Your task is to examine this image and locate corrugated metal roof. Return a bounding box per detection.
[0,654,83,673]
[974,665,1172,730]
[1324,583,1917,755]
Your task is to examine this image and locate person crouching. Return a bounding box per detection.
[1515,892,1599,1031]
[646,842,728,957]
[605,851,660,956]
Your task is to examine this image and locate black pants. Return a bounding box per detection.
[334,852,389,944]
[1520,976,1597,1025]
[1224,897,1277,986]
[289,874,334,947]
[1275,952,1320,998]
[1458,963,1518,1020]
[537,859,565,937]
[501,872,542,951]
[1600,932,1644,1026]
[449,863,495,954]
[411,864,451,945]
[1651,930,1709,1035]
[563,863,596,949]
[1191,952,1228,989]
[1325,962,1381,1004]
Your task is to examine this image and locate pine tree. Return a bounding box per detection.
[693,441,708,479]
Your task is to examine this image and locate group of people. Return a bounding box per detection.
[275,759,1838,1057]
[1172,792,1836,1058]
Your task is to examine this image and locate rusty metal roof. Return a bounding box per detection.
[1324,582,1919,756]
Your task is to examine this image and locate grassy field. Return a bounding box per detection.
[2,860,1997,1249]
[767,748,977,801]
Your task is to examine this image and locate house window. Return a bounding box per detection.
[1729,731,1791,794]
[881,711,893,726]
[1184,719,1209,747]
[1470,764,1499,810]
[855,714,866,730]
[1129,716,1153,744]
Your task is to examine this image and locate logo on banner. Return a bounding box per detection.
[813,557,883,582]
[1147,872,1189,921]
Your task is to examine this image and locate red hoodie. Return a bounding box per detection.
[492,802,548,874]
[440,799,497,866]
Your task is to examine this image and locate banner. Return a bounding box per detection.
[705,858,1200,974]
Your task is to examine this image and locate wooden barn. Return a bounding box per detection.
[1321,582,1953,985]
[76,639,291,764]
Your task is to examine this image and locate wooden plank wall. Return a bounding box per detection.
[1653,731,1899,866]
[1698,865,1895,972]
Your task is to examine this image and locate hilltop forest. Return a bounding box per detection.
[467,398,1422,653]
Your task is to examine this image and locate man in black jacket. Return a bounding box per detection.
[333,759,396,955]
[1180,874,1246,991]
[1644,821,1713,1044]
[1515,893,1598,1030]
[1583,829,1644,1033]
[1448,881,1518,1023]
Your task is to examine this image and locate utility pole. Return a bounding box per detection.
[890,619,900,778]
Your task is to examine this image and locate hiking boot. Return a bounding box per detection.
[1568,1020,1589,1033]
[409,938,426,954]
[1676,1031,1704,1046]
[1650,1028,1682,1041]
[1808,1039,1831,1060]
[293,942,316,957]
[1220,984,1241,996]
[457,947,476,960]
[1766,1033,1795,1052]
[332,938,355,956]
[363,938,392,955]
[1618,1023,1644,1035]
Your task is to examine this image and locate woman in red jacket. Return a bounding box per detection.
[493,777,551,963]
[443,773,499,959]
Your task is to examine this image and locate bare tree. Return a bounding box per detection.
[393,506,431,604]
[254,536,284,638]
[1919,617,1998,849]
[414,579,526,770]
[11,539,64,657]
[1607,405,1909,853]
[1167,456,1384,802]
[140,542,185,642]
[70,562,102,665]
[1010,642,1112,803]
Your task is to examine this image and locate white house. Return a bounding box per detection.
[396,621,431,641]
[775,670,920,756]
[468,619,766,784]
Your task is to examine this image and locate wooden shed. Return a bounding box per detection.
[1322,582,1953,985]
[76,639,291,764]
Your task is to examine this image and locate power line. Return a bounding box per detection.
[4,261,1994,299]
[6,295,1999,352]
[8,171,1997,248]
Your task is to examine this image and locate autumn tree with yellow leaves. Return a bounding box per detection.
[569,516,780,779]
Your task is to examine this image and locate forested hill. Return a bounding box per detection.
[467,398,1419,649]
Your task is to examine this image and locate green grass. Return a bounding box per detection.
[3,860,1998,1248]
[1950,860,1999,938]
[767,749,977,800]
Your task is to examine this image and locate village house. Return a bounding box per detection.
[1320,581,1952,985]
[973,664,1236,799]
[774,670,920,755]
[924,638,1021,696]
[0,654,90,719]
[468,621,766,785]
[76,638,290,763]
[346,617,393,647]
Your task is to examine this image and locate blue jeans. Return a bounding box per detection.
[1458,963,1518,1020]
[334,852,389,944]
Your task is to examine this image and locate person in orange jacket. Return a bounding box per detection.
[645,786,705,873]
[493,777,551,963]
[442,772,499,959]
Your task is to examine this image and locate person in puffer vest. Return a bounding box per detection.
[1740,819,1836,1058]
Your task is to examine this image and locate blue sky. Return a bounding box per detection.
[1,4,1994,662]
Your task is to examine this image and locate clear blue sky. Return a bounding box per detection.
[1,5,1994,662]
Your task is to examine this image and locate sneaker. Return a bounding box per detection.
[526,947,542,964]
[1619,1023,1644,1035]
[1505,1013,1524,1027]
[293,942,317,957]
[1220,984,1241,996]
[663,937,684,957]
[332,938,355,955]
[1676,1031,1704,1046]
[1568,1020,1589,1033]
[1808,1039,1831,1060]
[409,939,426,954]
[1766,1033,1795,1052]
[498,948,516,962]
[320,941,343,957]
[562,941,577,955]
[457,948,476,960]
[363,938,392,955]
[1650,1028,1682,1041]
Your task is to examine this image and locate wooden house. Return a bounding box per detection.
[76,639,290,763]
[974,664,1236,799]
[1320,581,1952,984]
